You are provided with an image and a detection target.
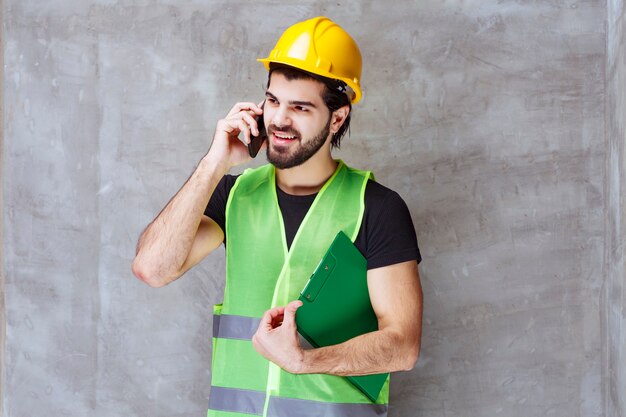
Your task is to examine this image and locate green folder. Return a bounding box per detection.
[295,231,389,402]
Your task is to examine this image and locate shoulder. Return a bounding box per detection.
[205,174,240,221]
[358,179,421,269]
[364,179,407,212]
[219,173,240,197]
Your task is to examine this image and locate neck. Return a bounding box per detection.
[275,149,338,195]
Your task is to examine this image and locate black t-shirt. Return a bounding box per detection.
[205,175,421,270]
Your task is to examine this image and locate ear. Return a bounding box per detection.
[330,105,350,134]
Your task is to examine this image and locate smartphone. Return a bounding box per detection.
[248,106,267,158]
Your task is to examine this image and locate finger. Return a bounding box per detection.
[227,102,263,117]
[251,102,264,114]
[224,114,256,143]
[272,313,285,328]
[239,112,260,137]
[216,118,238,135]
[260,308,279,331]
[258,318,271,333]
[266,306,286,323]
[226,102,257,117]
[283,300,303,327]
[234,119,251,144]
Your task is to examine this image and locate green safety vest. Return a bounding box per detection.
[207,160,390,417]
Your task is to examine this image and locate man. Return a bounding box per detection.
[132,16,423,417]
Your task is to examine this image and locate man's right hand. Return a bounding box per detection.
[132,101,266,287]
[205,102,265,172]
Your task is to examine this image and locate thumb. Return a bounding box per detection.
[283,300,303,326]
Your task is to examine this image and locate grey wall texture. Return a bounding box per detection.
[0,0,5,413]
[1,1,621,417]
[606,1,626,417]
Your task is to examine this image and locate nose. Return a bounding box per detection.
[270,105,291,128]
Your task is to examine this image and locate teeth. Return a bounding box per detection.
[275,133,296,139]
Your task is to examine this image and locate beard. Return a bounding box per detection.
[266,117,331,170]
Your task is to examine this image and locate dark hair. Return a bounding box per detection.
[267,63,352,149]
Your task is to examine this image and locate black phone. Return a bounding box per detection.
[248,107,267,158]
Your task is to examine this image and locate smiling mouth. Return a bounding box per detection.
[269,126,300,144]
[273,132,298,140]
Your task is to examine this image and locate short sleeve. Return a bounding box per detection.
[355,180,421,270]
[204,174,239,240]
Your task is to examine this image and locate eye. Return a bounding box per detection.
[266,97,278,105]
[295,106,308,112]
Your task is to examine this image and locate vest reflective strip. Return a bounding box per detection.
[213,313,315,348]
[213,314,261,340]
[208,386,265,415]
[208,386,388,417]
[269,396,388,417]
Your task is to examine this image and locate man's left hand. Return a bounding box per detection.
[252,300,305,374]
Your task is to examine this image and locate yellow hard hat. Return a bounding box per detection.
[258,16,363,104]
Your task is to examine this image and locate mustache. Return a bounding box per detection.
[268,124,301,138]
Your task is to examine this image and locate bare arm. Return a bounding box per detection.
[132,102,265,287]
[131,159,226,287]
[252,260,423,375]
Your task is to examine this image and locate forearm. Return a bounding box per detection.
[133,154,227,286]
[299,328,420,376]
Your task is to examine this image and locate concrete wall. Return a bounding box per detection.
[1,1,612,417]
[605,1,626,417]
[0,0,4,414]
